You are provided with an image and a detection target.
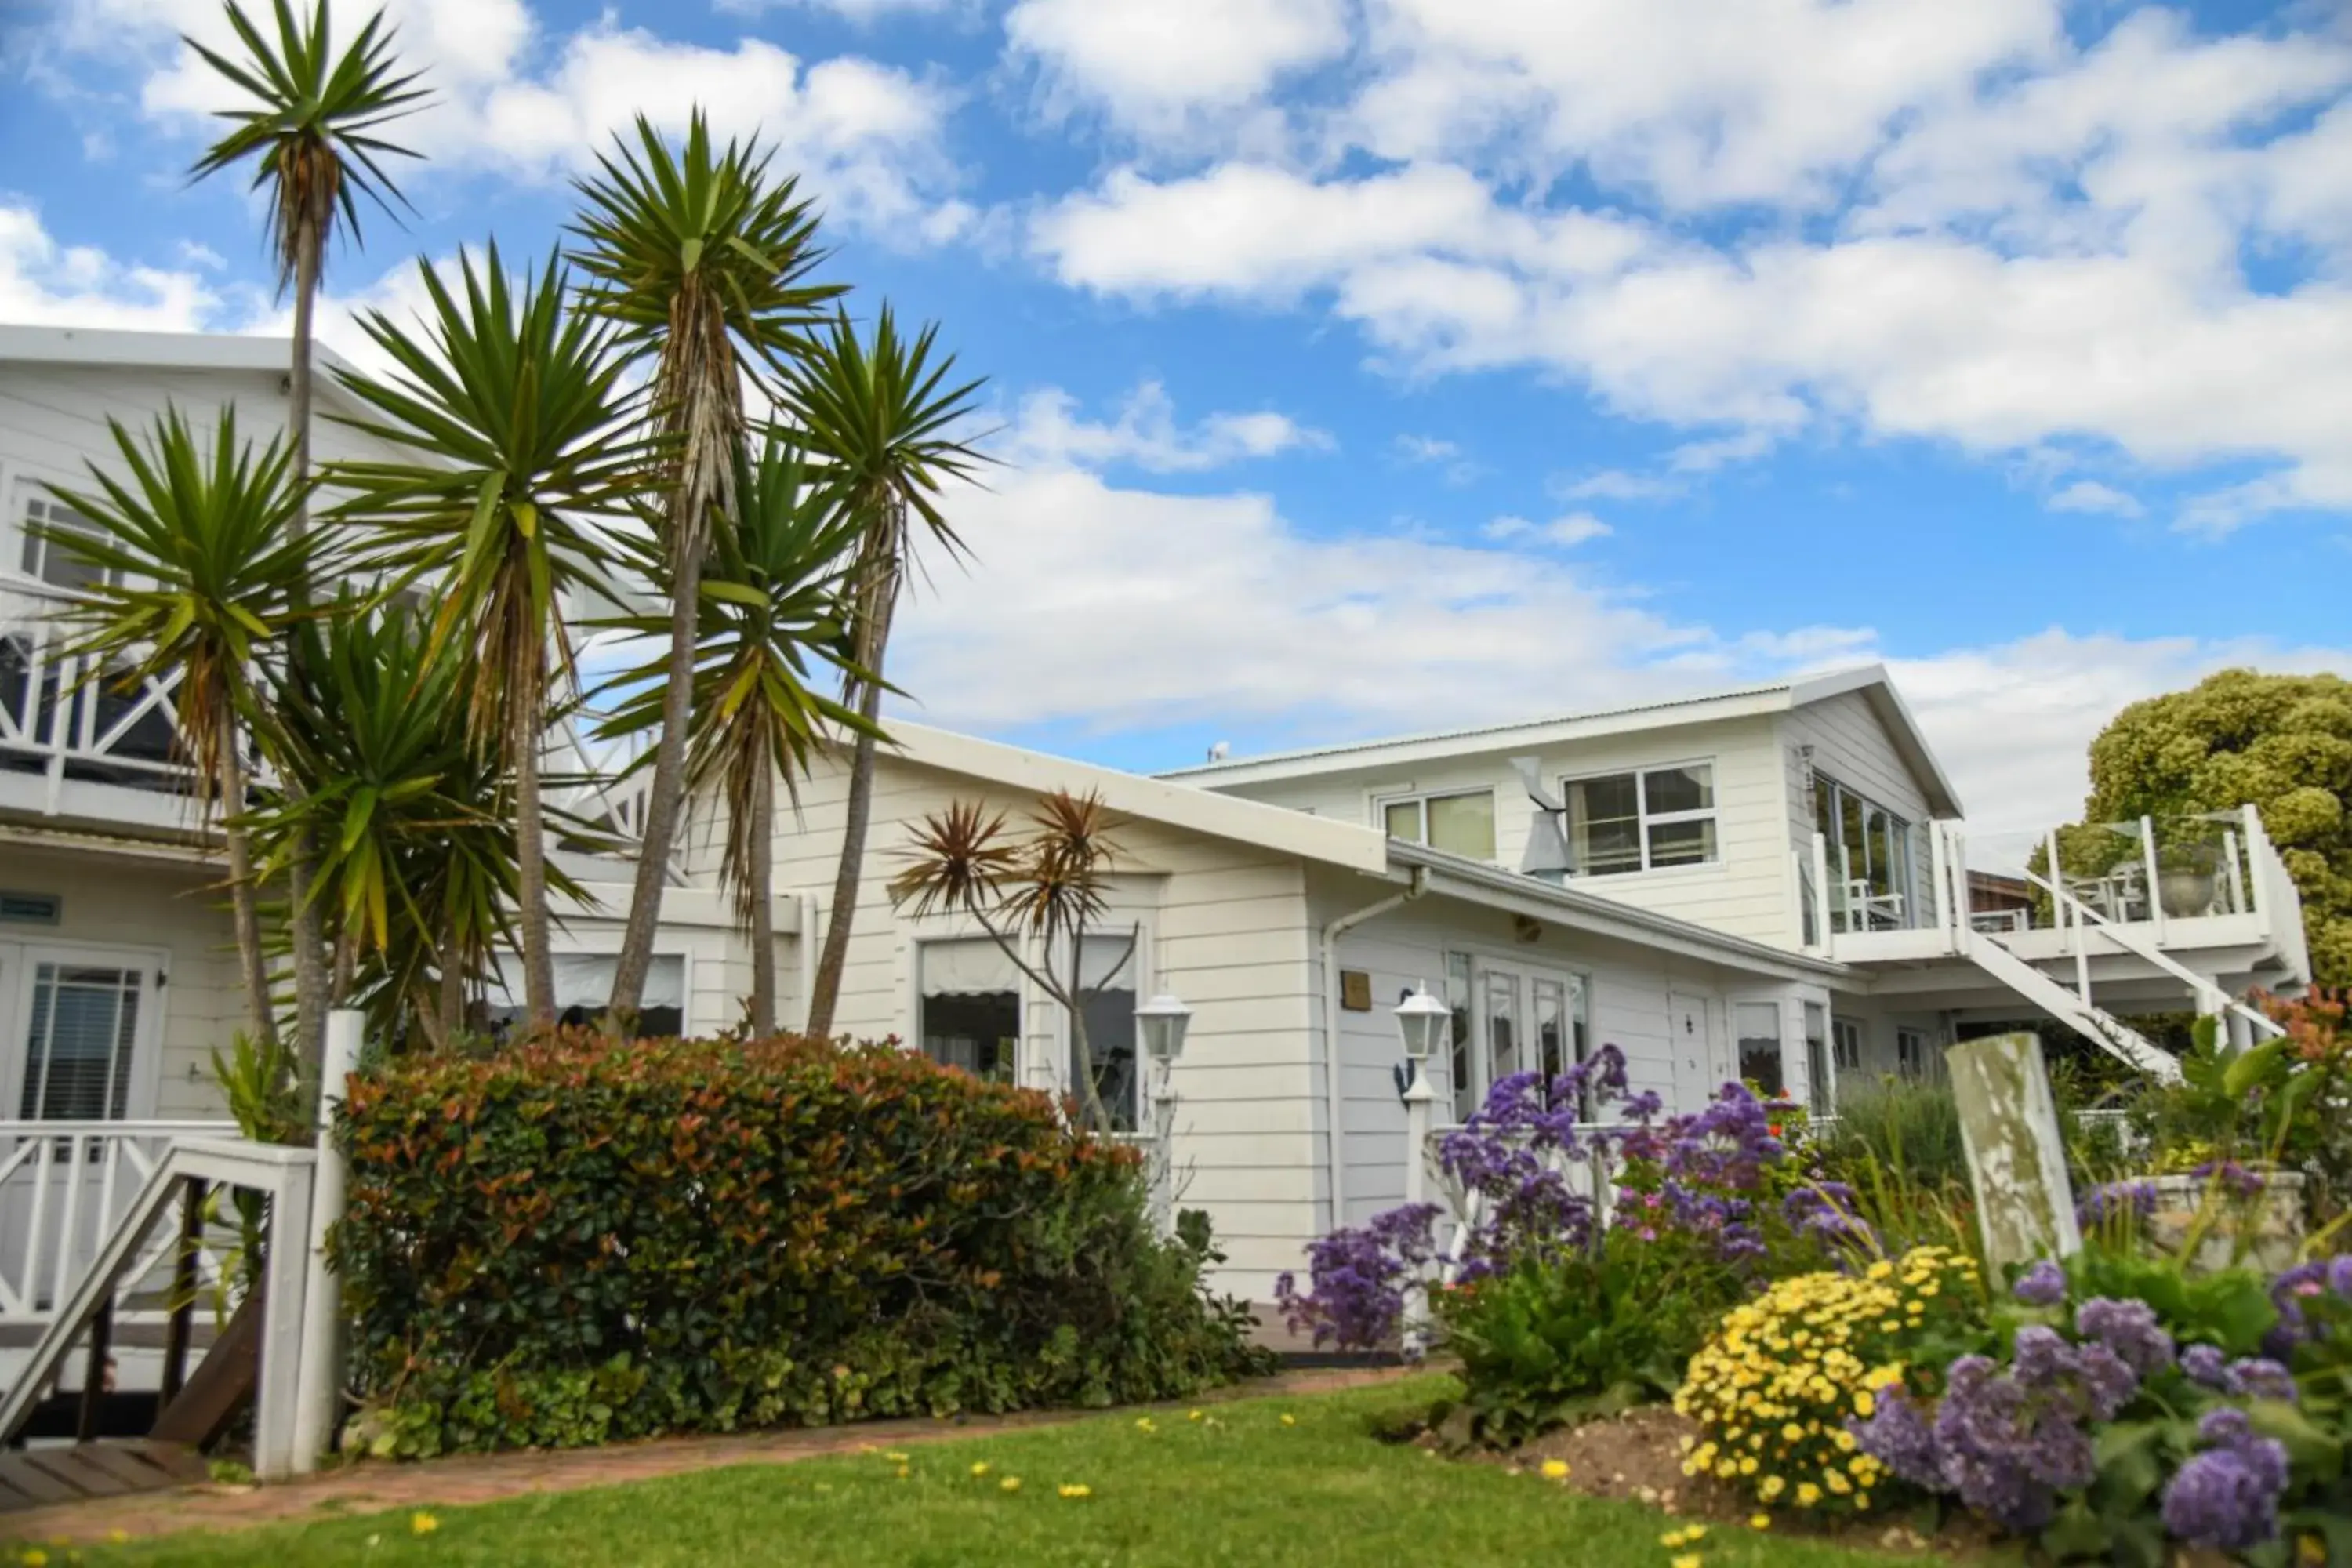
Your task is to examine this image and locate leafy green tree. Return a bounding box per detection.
[2081,668,2352,983]
[595,437,868,1034]
[34,407,327,1047]
[793,307,988,1039]
[566,111,841,1031]
[328,246,646,1029]
[185,0,426,1063]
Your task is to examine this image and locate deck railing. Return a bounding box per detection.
[0,1121,239,1327]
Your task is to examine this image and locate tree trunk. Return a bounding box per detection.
[748,760,775,1037]
[805,567,898,1039]
[514,677,555,1029]
[282,223,332,1074]
[607,486,710,1029]
[329,924,357,1008]
[436,896,462,1049]
[216,735,278,1049]
[1065,927,1112,1134]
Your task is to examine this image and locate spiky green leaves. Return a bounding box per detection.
[186,0,427,288]
[36,405,327,799]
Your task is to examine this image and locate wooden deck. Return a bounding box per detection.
[0,1440,207,1511]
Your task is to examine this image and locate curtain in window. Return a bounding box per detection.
[20,964,139,1121]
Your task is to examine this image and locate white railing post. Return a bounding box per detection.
[291,1009,361,1473]
[1930,821,1952,943]
[2140,815,2165,942]
[1399,1071,1435,1351]
[2243,804,2272,938]
[1811,832,1833,949]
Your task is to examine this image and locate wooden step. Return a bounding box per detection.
[0,1439,206,1511]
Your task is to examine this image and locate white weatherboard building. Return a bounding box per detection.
[0,327,2316,1332]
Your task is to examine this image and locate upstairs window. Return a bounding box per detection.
[1379,788,1497,860]
[19,495,112,593]
[1562,762,1717,876]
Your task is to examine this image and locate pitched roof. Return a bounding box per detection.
[0,325,368,410]
[1159,662,1963,817]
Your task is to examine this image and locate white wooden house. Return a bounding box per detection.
[0,327,2316,1330]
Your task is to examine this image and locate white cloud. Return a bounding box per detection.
[1004,381,1332,473]
[1005,0,1348,142]
[1484,510,1611,546]
[1554,468,1683,502]
[2046,480,2145,519]
[0,203,224,331]
[1669,429,1775,473]
[1889,632,2352,840]
[1394,434,1460,464]
[64,0,966,241]
[716,0,956,18]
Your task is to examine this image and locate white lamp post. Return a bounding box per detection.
[1392,984,1448,1352]
[1135,993,1192,1236]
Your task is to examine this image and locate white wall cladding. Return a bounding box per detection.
[1219,714,1798,945]
[1781,691,1944,916]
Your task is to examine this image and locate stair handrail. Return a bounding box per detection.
[1958,925,2182,1082]
[2016,861,2287,1044]
[0,1137,316,1480]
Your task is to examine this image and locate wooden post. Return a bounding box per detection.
[158,1178,207,1407]
[1947,1032,2082,1271]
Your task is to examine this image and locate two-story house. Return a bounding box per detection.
[0,325,2314,1326]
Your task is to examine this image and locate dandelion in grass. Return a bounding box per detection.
[1000,1476,1022,1493]
[970,1461,991,1478]
[1058,1483,1092,1499]
[1279,1414,1296,1425]
[411,1512,439,1536]
[18,1552,44,1568]
[1135,1417,1156,1433]
[895,1465,910,1479]
[1749,1514,1771,1530]
[1188,1409,1203,1421]
[1540,1459,1570,1480]
[1671,1555,1703,1568]
[883,1450,910,1463]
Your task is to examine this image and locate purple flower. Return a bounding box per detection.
[1850,1388,1939,1488]
[2075,1180,2157,1230]
[1272,1202,1440,1351]
[2162,1452,2282,1550]
[2162,1409,2288,1551]
[2330,1255,2352,1303]
[2227,1358,2298,1405]
[2190,1159,2267,1200]
[2012,1260,2067,1307]
[2074,1297,2176,1377]
[2267,1261,2328,1356]
[2182,1344,2233,1390]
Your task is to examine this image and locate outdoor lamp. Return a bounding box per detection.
[1135,993,1193,1065]
[1393,984,1450,1092]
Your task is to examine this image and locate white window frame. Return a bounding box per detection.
[911,934,1027,1087]
[1443,948,1591,1123]
[0,940,171,1125]
[15,489,115,596]
[1896,1026,1930,1080]
[1558,759,1720,877]
[1831,1016,1865,1073]
[1372,786,1498,861]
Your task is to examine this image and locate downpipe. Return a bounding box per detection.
[1317,866,1429,1230]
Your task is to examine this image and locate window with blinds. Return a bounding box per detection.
[20,964,140,1122]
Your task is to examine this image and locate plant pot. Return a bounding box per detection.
[2158,868,2217,919]
[2143,1171,2305,1274]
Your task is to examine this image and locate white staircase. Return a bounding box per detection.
[1960,927,2180,1083]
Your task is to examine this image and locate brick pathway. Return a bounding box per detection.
[9,1366,1416,1548]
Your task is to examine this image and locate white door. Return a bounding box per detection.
[0,946,163,1309]
[1471,960,1588,1112]
[1667,992,1713,1112]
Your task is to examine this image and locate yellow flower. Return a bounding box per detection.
[411,1512,439,1536]
[1058,1484,1092,1499]
[1759,1475,1786,1501]
[19,1553,45,1568]
[1796,1483,1822,1508]
[1866,1261,1893,1280]
[1280,1414,1297,1425]
[1001,1476,1022,1493]
[1856,1491,1872,1511]
[884,1451,910,1463]
[1540,1459,1570,1480]
[1738,1457,1758,1476]
[1750,1513,1772,1530]
[1671,1555,1703,1568]
[1824,1471,1853,1495]
[1188,1409,1204,1421]
[1135,1417,1156,1432]
[1661,1530,1689,1548]
[971,1461,992,1477]
[1683,1525,1707,1541]
[1852,1390,1875,1418]
[1781,1422,1804,1442]
[895,1465,910,1479]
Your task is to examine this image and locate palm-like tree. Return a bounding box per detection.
[793,307,987,1039]
[256,603,592,1047]
[34,407,328,1047]
[327,246,646,1029]
[593,437,870,1033]
[185,0,426,1062]
[566,111,843,1031]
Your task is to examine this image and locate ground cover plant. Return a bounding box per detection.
[73,1379,1926,1568]
[333,1030,1269,1456]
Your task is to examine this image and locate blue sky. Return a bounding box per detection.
[4,0,2349,831]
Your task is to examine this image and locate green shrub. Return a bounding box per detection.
[1816,1076,1969,1193]
[332,1030,1271,1456]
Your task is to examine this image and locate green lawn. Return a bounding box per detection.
[98,1378,1952,1567]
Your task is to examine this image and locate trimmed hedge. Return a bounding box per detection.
[332,1031,1270,1457]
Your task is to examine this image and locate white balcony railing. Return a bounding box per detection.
[0,1121,239,1328]
[2,580,194,815]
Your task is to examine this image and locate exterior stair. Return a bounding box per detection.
[1962,927,2181,1083]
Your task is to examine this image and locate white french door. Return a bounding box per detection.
[0,942,165,1308]
[1466,957,1588,1116]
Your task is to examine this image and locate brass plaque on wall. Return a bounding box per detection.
[1340,970,1374,1011]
